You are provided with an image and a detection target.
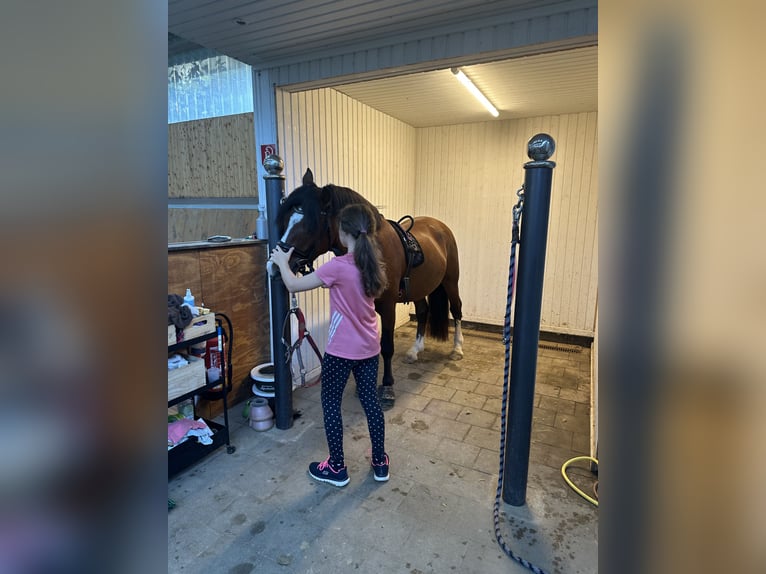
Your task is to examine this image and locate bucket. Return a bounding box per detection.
[251,363,275,397]
[248,397,274,431]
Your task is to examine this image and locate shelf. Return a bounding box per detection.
[168,330,218,353]
[168,377,227,408]
[168,419,235,479]
[167,312,235,480]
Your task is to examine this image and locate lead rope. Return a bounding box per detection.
[493,186,549,574]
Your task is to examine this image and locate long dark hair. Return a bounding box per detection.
[338,203,387,298]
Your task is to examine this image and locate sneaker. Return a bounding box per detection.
[308,458,349,487]
[371,453,390,482]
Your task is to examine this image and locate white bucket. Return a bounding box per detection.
[250,363,275,397]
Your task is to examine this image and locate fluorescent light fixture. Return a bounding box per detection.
[451,67,499,117]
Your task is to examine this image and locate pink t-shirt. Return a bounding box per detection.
[315,253,380,360]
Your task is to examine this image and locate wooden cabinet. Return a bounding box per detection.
[168,239,271,420]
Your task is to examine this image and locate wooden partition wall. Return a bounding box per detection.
[168,240,270,418]
[168,112,259,243]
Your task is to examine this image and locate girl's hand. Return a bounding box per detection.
[270,245,294,268]
[268,245,324,293]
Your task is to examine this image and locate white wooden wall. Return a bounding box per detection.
[276,88,417,378]
[276,91,597,382]
[415,112,598,336]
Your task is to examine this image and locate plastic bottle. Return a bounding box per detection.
[256,207,268,240]
[184,288,195,308]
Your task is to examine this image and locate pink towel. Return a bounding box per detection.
[168,418,208,445]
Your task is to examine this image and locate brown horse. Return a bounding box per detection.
[268,169,464,409]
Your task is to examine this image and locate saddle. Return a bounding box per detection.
[387,216,424,303]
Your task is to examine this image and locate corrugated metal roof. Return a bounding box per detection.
[169,0,597,126]
[169,0,556,63]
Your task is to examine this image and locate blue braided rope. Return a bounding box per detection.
[493,191,549,574]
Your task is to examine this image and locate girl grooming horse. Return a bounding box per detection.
[270,203,390,486]
[268,169,464,410]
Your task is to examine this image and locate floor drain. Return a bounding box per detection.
[538,343,582,354]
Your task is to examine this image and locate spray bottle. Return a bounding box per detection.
[256,206,268,240]
[183,288,200,317]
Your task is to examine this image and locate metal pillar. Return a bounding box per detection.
[502,134,556,506]
[263,154,293,429]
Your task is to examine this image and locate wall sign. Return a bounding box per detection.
[260,144,276,164]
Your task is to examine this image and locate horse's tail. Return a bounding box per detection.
[427,284,450,341]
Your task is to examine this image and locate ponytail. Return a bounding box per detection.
[338,204,387,298]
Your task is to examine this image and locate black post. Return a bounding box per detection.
[263,154,293,429]
[502,134,556,506]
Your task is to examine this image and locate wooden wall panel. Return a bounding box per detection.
[275,90,597,337]
[168,112,257,199]
[167,251,201,298]
[168,242,270,419]
[168,208,258,243]
[415,112,598,336]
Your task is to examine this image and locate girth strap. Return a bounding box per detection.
[387,216,424,303]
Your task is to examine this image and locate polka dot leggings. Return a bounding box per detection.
[321,353,385,468]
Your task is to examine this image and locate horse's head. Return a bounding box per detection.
[267,168,339,277]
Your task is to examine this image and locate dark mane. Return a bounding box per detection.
[324,184,376,217]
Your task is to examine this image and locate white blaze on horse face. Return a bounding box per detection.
[282,211,303,244]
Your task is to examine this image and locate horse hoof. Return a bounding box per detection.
[449,351,464,361]
[378,386,396,410]
[402,353,418,364]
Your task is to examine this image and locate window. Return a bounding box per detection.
[168,50,253,123]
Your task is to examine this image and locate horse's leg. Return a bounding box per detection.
[443,279,464,360]
[451,319,464,360]
[377,301,397,410]
[404,299,428,363]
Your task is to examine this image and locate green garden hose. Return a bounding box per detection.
[561,456,599,506]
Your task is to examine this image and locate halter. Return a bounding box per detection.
[276,241,315,274]
[281,293,322,387]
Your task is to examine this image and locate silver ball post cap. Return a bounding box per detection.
[263,154,284,176]
[527,133,555,161]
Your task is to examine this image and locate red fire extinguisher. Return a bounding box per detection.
[190,325,226,389]
[205,325,226,388]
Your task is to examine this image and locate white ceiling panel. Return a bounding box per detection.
[332,46,597,127]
